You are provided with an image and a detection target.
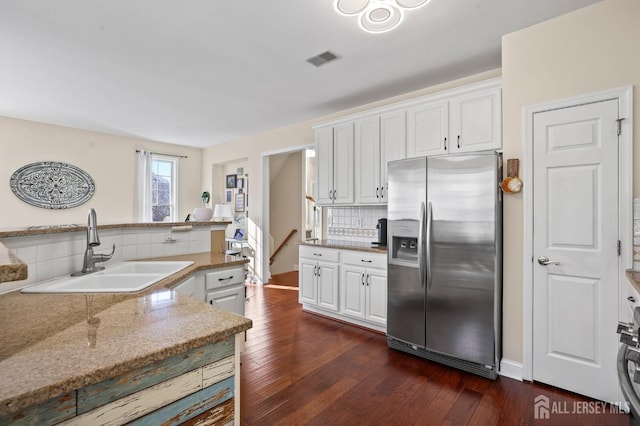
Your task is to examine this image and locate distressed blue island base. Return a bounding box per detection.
[0,335,242,426]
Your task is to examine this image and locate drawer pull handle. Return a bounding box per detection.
[218,276,234,281]
[628,296,636,303]
[361,259,372,263]
[313,253,322,257]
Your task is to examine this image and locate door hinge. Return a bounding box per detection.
[618,240,622,256]
[617,118,626,136]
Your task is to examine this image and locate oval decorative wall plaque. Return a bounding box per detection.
[9,162,95,209]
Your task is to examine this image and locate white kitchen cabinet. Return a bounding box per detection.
[406,99,449,157]
[205,266,246,316]
[315,123,354,205]
[406,81,502,157]
[298,246,340,311]
[449,87,501,153]
[355,111,406,204]
[299,245,387,332]
[340,251,387,327]
[173,272,205,302]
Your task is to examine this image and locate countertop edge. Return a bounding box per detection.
[297,240,387,254]
[0,221,231,239]
[0,252,251,416]
[0,242,28,283]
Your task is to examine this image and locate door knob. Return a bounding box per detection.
[538,256,559,266]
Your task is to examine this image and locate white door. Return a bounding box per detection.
[532,99,619,402]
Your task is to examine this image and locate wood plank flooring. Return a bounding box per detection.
[240,274,632,425]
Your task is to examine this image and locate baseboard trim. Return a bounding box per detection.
[499,358,523,381]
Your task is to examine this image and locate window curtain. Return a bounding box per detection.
[137,150,152,222]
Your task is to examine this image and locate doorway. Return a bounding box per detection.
[260,144,315,283]
[523,87,632,403]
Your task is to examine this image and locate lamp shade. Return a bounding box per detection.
[213,203,233,220]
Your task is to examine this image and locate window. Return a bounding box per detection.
[151,155,178,222]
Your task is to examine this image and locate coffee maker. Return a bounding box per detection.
[372,218,388,247]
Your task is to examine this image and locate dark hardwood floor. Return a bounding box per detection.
[240,274,632,425]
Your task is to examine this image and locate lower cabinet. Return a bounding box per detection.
[341,265,387,327]
[299,246,387,332]
[205,267,246,316]
[174,265,245,317]
[1,336,243,426]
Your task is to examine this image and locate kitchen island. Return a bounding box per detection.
[0,252,251,425]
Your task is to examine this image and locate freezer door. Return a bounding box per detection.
[425,153,500,365]
[386,157,427,346]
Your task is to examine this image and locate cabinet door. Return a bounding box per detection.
[380,110,406,202]
[206,284,245,316]
[317,261,339,312]
[173,275,197,298]
[332,122,354,204]
[406,100,448,157]
[449,87,501,152]
[366,269,387,326]
[316,126,334,205]
[341,265,366,319]
[299,260,317,305]
[355,117,381,204]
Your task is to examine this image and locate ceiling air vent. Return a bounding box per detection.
[306,50,339,67]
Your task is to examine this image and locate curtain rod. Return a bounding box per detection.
[136,149,188,159]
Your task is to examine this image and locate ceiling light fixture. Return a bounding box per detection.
[334,0,431,34]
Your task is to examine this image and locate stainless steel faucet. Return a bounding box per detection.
[72,208,115,275]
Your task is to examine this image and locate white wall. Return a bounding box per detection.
[269,152,303,275]
[0,117,205,228]
[501,0,640,363]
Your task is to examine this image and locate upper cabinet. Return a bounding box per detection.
[450,86,501,153]
[316,123,354,205]
[315,78,501,205]
[354,111,406,204]
[406,84,501,157]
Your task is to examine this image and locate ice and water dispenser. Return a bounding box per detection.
[388,221,419,266]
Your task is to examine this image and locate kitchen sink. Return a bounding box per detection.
[21,261,194,293]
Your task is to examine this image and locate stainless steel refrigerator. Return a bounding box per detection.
[386,152,502,379]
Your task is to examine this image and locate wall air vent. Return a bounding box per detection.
[306,50,339,67]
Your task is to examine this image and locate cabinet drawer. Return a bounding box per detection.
[299,246,339,262]
[341,250,386,269]
[207,285,245,316]
[206,267,244,290]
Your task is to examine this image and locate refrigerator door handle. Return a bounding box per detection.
[426,202,433,289]
[418,201,426,288]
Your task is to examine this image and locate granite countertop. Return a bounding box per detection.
[0,243,27,283]
[298,239,387,254]
[0,252,251,417]
[0,220,231,239]
[626,270,640,295]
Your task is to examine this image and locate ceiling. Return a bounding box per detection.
[0,0,599,148]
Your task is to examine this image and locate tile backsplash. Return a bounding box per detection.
[326,206,387,243]
[1,225,214,294]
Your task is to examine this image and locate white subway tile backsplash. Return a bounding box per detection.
[1,225,216,290]
[326,206,387,243]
